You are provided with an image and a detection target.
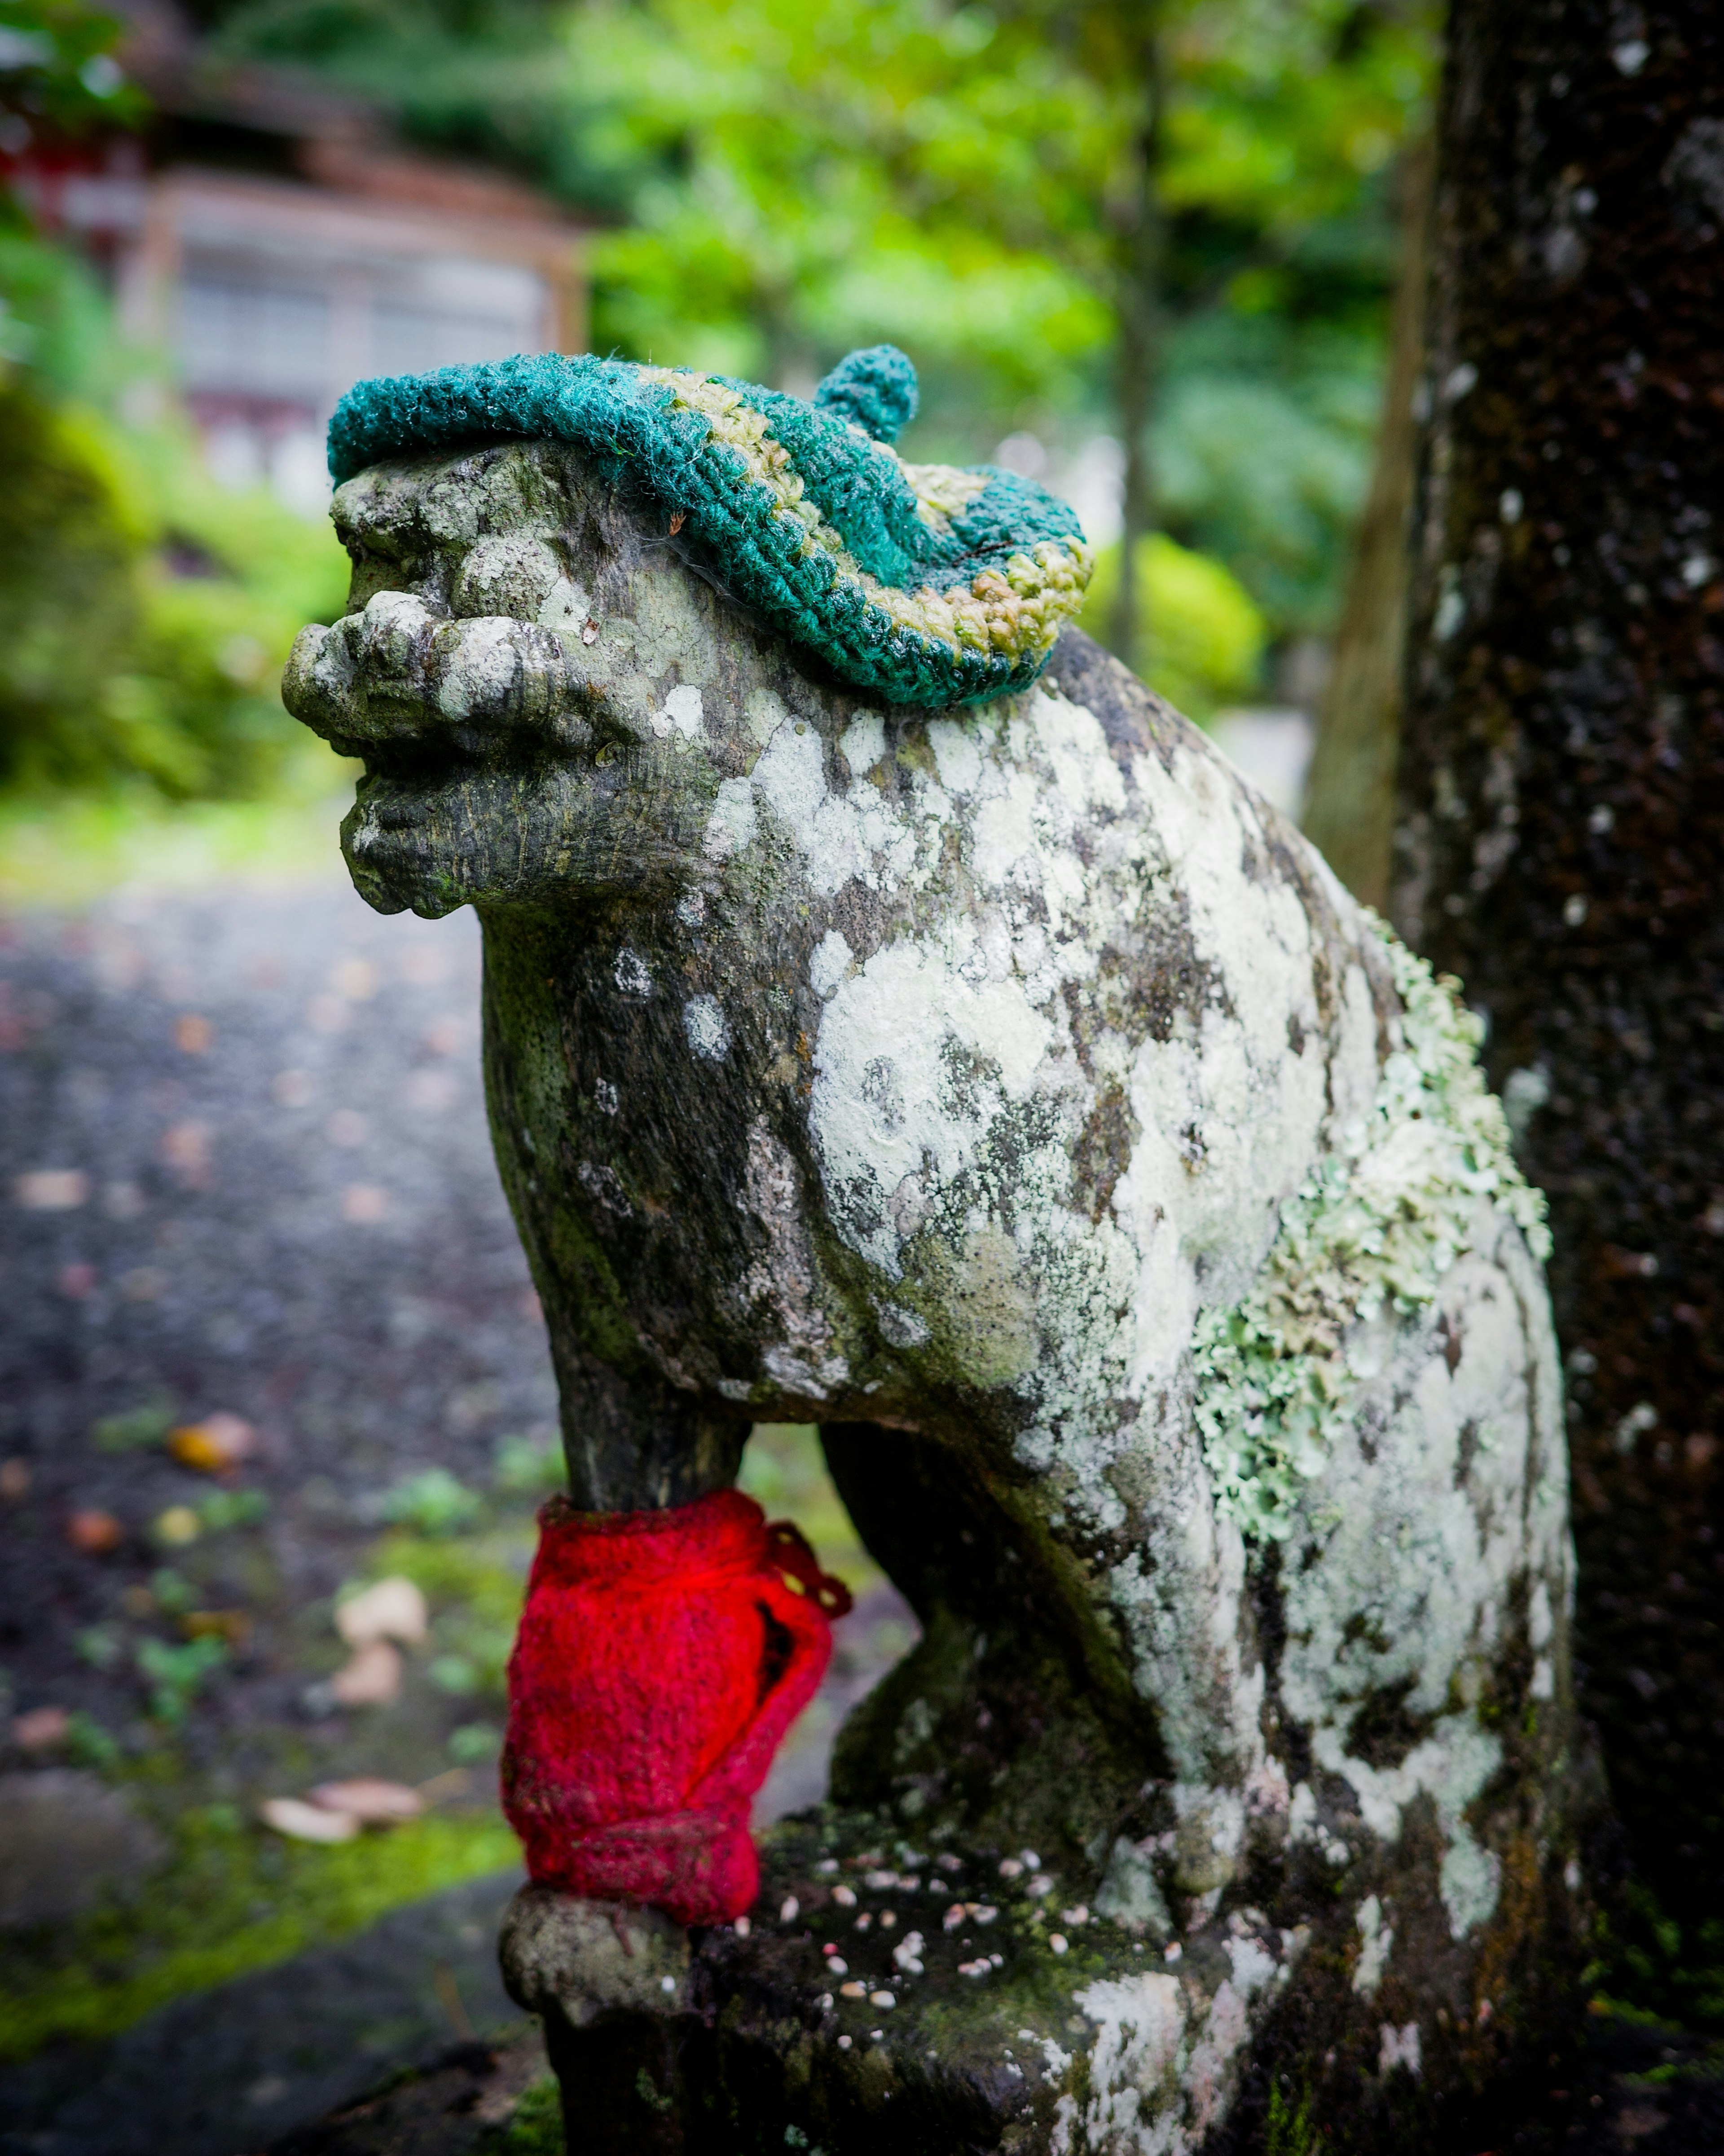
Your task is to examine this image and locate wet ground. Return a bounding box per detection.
[0,878,912,2155]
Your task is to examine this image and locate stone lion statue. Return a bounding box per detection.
[284,347,1583,2154]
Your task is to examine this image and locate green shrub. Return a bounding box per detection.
[378,1468,485,1537]
[0,228,350,801]
[1078,532,1267,720]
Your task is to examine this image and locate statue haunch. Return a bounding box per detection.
[285,429,1584,2154]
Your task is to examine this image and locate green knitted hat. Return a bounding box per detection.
[326,345,1091,709]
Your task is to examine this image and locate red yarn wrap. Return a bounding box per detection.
[501,1487,852,1926]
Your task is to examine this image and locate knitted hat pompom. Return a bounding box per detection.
[811,343,919,444]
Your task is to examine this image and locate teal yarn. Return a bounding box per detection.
[325,347,1091,709]
[810,343,918,441]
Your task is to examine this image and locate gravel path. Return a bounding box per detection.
[1,879,553,1758]
[0,877,913,2155]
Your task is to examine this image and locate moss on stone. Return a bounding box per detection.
[1194,918,1552,1540]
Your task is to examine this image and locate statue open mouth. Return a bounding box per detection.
[281,443,728,919]
[284,576,619,914]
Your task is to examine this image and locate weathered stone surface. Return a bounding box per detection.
[285,437,1590,2147]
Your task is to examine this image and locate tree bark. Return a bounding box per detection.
[1394,0,1724,1944]
[1300,137,1432,908]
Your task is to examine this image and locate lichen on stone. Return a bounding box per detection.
[1193,920,1552,1542]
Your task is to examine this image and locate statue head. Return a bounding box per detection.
[281,348,1091,920]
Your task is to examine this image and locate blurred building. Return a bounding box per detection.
[14,1,589,511]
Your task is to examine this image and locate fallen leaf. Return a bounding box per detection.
[153,1505,202,1547]
[66,1508,123,1553]
[15,1169,89,1211]
[330,1640,404,1706]
[13,1706,70,1751]
[308,1777,423,1823]
[168,1413,256,1473]
[158,1122,212,1187]
[261,1797,358,1843]
[182,1609,251,1647]
[336,1576,428,1647]
[173,1014,213,1054]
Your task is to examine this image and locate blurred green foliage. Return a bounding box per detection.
[1079,530,1265,717]
[0,0,144,146]
[0,206,350,799]
[213,0,1437,667]
[377,1466,487,1537]
[3,0,1436,798]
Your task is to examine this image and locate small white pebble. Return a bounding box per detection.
[838,2034,852,2050]
[998,1858,1023,1878]
[1063,1905,1089,1927]
[854,1912,872,1931]
[975,1905,999,1926]
[826,1955,848,1975]
[1132,1943,1144,1953]
[1050,1934,1069,1956]
[865,1869,897,1889]
[840,1980,866,1997]
[818,1991,833,2009]
[870,1990,896,2009]
[1164,1942,1182,1962]
[734,1915,751,1937]
[816,1858,838,1874]
[660,1975,676,1993]
[1018,2028,1038,2042]
[938,1854,963,1872]
[870,2028,884,2041]
[832,1884,857,1907]
[1027,1874,1054,1899]
[943,1903,965,1931]
[1020,1850,1041,1869]
[879,1910,897,1930]
[780,1896,800,1922]
[989,1953,1003,1967]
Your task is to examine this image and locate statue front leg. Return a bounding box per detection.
[497,1358,846,2151]
[549,1344,746,1513]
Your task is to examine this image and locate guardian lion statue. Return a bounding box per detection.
[284,346,1584,2154]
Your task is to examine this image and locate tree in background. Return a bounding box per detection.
[1299,131,1428,904]
[218,0,1437,698]
[1394,0,1724,2018]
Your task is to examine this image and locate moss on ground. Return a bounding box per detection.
[0,1803,518,2061]
[482,2073,564,2152]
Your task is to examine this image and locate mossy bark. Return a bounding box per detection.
[1392,0,1724,1952]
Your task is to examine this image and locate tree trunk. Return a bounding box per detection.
[1393,0,1724,1957]
[1108,9,1164,673]
[1300,137,1432,908]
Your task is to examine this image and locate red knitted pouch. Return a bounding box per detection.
[500,1487,852,1926]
